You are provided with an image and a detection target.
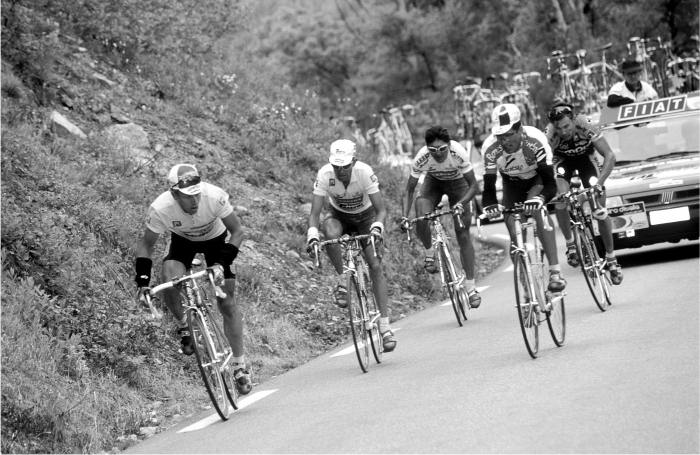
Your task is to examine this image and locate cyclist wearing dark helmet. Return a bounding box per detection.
[545,102,623,285]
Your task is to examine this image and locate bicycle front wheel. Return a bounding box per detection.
[347,274,370,373]
[208,315,239,410]
[439,246,466,326]
[513,253,539,358]
[574,225,611,311]
[359,261,383,364]
[188,309,231,420]
[546,291,566,347]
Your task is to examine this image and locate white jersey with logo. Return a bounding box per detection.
[410,140,473,180]
[482,126,553,181]
[146,182,233,241]
[313,161,379,214]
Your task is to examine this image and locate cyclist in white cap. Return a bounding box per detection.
[481,104,567,292]
[134,163,252,394]
[306,139,397,352]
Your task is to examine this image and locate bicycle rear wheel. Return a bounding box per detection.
[347,274,370,373]
[187,309,230,420]
[574,225,611,311]
[359,260,383,364]
[439,246,466,326]
[546,291,566,347]
[513,253,539,358]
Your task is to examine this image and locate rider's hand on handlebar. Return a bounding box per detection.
[593,183,604,195]
[370,221,384,246]
[483,204,502,220]
[522,196,544,214]
[400,216,411,232]
[453,203,464,217]
[211,264,226,287]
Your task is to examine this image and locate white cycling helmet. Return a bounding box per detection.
[491,103,521,135]
[329,139,356,166]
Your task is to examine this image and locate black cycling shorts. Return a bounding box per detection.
[552,154,600,188]
[502,175,542,208]
[164,231,234,279]
[416,174,472,213]
[324,205,377,249]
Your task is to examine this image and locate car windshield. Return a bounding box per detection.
[601,114,700,164]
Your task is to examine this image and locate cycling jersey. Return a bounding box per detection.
[482,126,552,181]
[410,140,473,180]
[313,161,379,214]
[147,182,233,241]
[545,114,602,158]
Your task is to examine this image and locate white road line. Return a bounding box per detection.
[178,390,278,433]
[440,285,489,306]
[503,264,514,272]
[330,328,403,357]
[491,233,509,240]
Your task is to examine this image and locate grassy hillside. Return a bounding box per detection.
[0,2,504,453]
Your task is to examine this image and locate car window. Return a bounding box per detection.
[602,115,700,163]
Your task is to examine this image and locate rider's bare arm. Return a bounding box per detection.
[402,175,420,218]
[534,163,557,204]
[455,169,479,207]
[591,136,617,185]
[221,211,245,249]
[367,191,387,226]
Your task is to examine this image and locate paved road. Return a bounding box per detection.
[127,222,699,454]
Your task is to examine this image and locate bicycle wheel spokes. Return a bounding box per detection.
[514,254,539,358]
[440,247,464,327]
[575,227,609,312]
[188,310,230,420]
[347,274,370,373]
[207,316,239,410]
[363,273,383,364]
[546,291,566,347]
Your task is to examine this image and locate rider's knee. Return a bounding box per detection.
[554,200,567,211]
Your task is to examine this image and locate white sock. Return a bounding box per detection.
[549,265,561,273]
[465,279,476,292]
[379,317,390,333]
[606,254,616,262]
[425,246,434,256]
[232,356,245,367]
[177,316,188,328]
[565,237,574,245]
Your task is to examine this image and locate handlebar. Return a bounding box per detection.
[312,233,380,268]
[476,204,551,238]
[142,267,227,319]
[403,206,465,241]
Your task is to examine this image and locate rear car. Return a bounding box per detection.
[597,92,700,249]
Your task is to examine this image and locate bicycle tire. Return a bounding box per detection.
[358,259,383,364]
[513,252,539,358]
[439,245,464,327]
[187,309,230,420]
[347,273,370,373]
[208,314,239,410]
[574,224,611,311]
[546,291,566,347]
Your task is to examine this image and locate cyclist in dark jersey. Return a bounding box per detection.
[545,102,623,285]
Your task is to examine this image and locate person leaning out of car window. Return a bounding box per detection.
[607,60,659,107]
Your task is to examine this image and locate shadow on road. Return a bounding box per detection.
[618,241,699,269]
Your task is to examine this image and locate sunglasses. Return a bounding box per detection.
[547,105,573,121]
[427,144,449,154]
[332,162,353,170]
[172,174,201,190]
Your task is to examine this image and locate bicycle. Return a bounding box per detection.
[553,177,612,312]
[405,204,470,327]
[312,233,383,373]
[143,266,239,420]
[477,205,566,358]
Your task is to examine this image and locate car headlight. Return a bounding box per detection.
[606,196,623,208]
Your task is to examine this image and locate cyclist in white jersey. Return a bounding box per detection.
[134,164,252,394]
[306,139,396,352]
[400,125,482,308]
[481,104,566,292]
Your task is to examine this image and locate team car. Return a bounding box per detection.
[597,92,699,249]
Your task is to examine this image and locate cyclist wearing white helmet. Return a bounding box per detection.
[481,104,567,292]
[134,163,252,394]
[306,139,396,352]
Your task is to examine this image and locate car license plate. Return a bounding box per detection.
[609,202,649,233]
[649,206,690,225]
